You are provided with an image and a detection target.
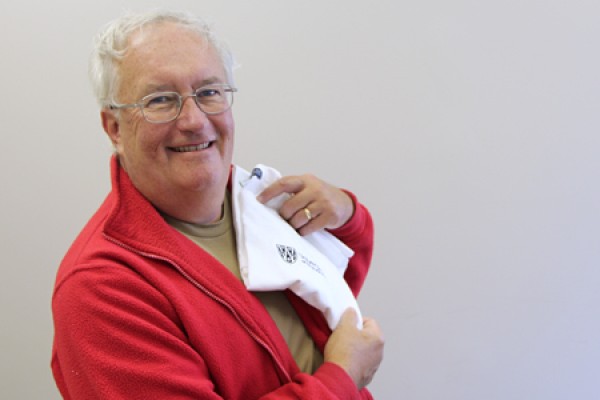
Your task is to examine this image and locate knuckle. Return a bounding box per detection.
[279,206,294,221]
[301,173,317,182]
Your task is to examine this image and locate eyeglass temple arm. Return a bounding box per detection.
[108,103,142,110]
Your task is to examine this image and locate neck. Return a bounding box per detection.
[116,157,230,225]
[152,188,226,224]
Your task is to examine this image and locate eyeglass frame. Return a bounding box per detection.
[108,83,238,124]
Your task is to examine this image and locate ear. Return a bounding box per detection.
[101,109,123,152]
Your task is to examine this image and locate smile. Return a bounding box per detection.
[170,142,211,152]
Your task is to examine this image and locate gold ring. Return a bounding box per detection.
[304,207,312,221]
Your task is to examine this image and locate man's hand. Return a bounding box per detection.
[324,309,384,390]
[257,174,354,236]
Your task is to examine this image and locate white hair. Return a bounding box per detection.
[89,9,235,107]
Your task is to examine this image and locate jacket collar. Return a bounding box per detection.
[102,156,294,367]
[104,155,235,262]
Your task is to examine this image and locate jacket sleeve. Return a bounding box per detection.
[52,263,372,400]
[257,364,372,400]
[328,190,375,297]
[52,264,223,400]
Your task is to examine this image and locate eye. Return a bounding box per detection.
[144,93,178,109]
[196,87,223,99]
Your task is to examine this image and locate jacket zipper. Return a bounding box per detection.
[105,234,292,383]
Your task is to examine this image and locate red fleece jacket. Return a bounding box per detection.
[51,157,375,399]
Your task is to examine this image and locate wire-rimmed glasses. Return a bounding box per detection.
[109,83,237,124]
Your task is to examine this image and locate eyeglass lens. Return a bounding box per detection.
[142,86,233,123]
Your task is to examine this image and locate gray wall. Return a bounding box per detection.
[1,0,599,399]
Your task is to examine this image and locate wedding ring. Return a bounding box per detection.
[303,207,313,221]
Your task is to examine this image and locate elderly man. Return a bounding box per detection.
[51,9,383,400]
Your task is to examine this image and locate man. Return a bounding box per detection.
[52,9,384,399]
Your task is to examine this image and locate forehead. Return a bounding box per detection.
[118,22,225,95]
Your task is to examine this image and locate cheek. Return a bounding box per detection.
[130,115,162,145]
[120,119,166,160]
[221,127,235,162]
[217,114,235,148]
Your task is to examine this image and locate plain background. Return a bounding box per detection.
[1,0,599,399]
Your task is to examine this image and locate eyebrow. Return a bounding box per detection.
[197,76,224,86]
[141,77,225,95]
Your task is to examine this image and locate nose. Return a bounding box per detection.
[175,95,208,130]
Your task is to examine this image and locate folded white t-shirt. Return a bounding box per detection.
[231,164,362,329]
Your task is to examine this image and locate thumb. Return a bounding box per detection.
[338,308,359,329]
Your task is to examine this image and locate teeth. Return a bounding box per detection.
[172,143,210,152]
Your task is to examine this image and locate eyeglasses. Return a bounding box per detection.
[109,84,237,124]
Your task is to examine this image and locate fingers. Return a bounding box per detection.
[338,309,381,336]
[257,174,354,235]
[337,308,359,329]
[325,309,385,390]
[256,176,318,234]
[256,176,304,204]
[361,317,384,342]
[287,206,320,235]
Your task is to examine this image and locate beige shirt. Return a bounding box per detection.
[163,191,323,374]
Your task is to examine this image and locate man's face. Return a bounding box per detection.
[102,22,235,221]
